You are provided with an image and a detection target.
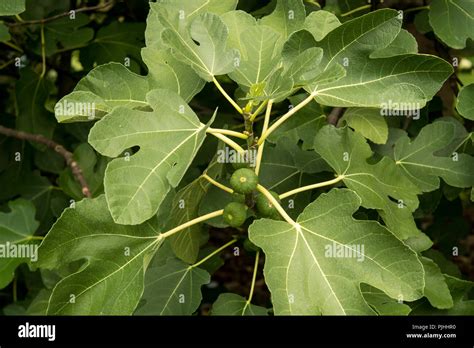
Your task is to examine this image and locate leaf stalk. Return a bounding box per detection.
[202,174,234,194]
[279,175,345,199]
[159,210,224,240]
[190,238,237,269]
[209,132,246,155]
[212,77,243,114]
[256,184,296,225]
[257,92,317,145]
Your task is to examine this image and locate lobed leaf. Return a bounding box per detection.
[88,89,211,225]
[37,196,161,315]
[429,0,474,49]
[135,257,209,315]
[303,10,340,41]
[307,10,452,108]
[162,13,240,81]
[55,63,149,123]
[314,125,427,243]
[0,199,39,289]
[393,121,474,192]
[259,0,306,40]
[342,108,388,144]
[249,189,425,315]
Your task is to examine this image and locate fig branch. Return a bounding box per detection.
[6,1,115,27]
[255,99,274,175]
[0,125,92,198]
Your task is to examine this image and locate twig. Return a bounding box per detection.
[6,1,115,27]
[454,74,464,88]
[40,24,46,78]
[0,125,92,198]
[255,100,273,175]
[403,5,430,14]
[1,41,24,53]
[0,58,15,70]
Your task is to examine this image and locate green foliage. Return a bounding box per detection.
[1,0,473,318]
[135,257,210,315]
[81,22,145,71]
[0,199,39,289]
[309,10,452,107]
[88,89,213,225]
[37,196,161,314]
[16,68,56,140]
[55,63,149,122]
[249,189,425,315]
[457,84,474,120]
[314,125,425,242]
[393,121,474,192]
[0,0,25,16]
[166,159,225,264]
[429,0,474,49]
[212,293,267,315]
[342,108,388,144]
[162,13,240,81]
